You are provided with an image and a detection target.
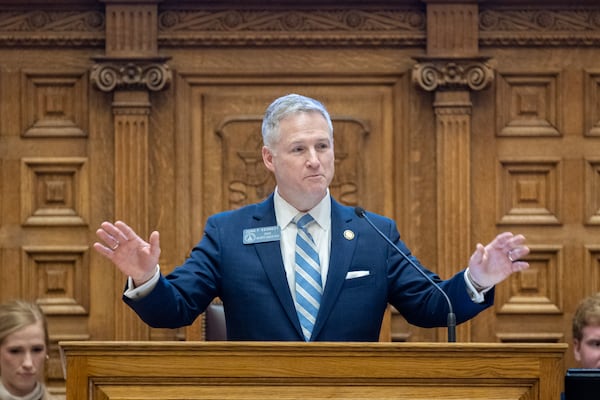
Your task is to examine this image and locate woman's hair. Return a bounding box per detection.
[572,292,600,341]
[261,93,333,149]
[0,300,48,347]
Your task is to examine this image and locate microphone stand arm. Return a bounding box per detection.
[355,208,457,343]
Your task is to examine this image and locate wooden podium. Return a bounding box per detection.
[59,341,567,400]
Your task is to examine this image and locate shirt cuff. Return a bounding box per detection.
[124,265,161,300]
[464,268,493,303]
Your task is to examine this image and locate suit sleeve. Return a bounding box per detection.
[122,216,222,329]
[380,216,494,328]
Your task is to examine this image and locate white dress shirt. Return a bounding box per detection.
[274,188,331,301]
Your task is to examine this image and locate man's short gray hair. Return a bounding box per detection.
[261,94,333,148]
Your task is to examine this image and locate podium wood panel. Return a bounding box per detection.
[59,341,566,400]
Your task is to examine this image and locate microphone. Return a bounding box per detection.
[354,206,457,343]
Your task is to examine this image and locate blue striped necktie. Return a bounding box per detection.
[293,213,322,341]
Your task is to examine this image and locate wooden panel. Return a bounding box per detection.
[178,82,398,222]
[495,245,563,315]
[472,17,600,370]
[2,2,600,397]
[495,71,562,137]
[496,158,562,225]
[59,341,567,400]
[21,245,90,315]
[20,157,89,226]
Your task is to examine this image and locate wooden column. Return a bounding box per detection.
[413,1,493,341]
[90,0,171,340]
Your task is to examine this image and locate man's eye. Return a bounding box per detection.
[8,348,23,355]
[32,346,45,353]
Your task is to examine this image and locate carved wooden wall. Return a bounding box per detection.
[0,0,599,397]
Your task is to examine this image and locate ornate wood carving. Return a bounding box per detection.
[214,115,369,210]
[0,8,104,46]
[90,57,171,92]
[214,116,275,209]
[480,7,600,46]
[412,57,494,92]
[157,7,426,46]
[3,4,600,48]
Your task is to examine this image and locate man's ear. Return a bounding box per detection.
[573,339,582,362]
[262,146,275,172]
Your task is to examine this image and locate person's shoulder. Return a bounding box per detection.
[208,196,273,222]
[332,198,395,225]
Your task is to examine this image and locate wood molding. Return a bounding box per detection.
[59,341,568,400]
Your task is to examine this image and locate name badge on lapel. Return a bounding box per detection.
[243,226,281,244]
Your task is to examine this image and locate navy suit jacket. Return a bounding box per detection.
[124,195,493,341]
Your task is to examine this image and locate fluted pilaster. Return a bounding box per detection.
[415,0,493,343]
[93,0,169,341]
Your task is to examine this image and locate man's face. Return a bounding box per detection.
[262,111,334,212]
[0,321,47,397]
[573,324,600,368]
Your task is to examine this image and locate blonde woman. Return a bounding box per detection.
[0,300,53,400]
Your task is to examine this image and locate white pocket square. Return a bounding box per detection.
[345,270,370,279]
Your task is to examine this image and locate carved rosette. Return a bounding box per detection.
[90,58,171,92]
[412,57,494,92]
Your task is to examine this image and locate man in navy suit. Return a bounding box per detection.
[94,94,530,342]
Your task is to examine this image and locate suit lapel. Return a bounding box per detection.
[311,200,357,340]
[252,195,304,338]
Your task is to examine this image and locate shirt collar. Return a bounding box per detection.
[274,188,331,230]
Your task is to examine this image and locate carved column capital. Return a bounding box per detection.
[412,56,494,92]
[90,57,171,92]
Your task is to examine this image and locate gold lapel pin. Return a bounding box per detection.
[343,230,355,240]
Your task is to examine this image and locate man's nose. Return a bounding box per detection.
[306,148,320,164]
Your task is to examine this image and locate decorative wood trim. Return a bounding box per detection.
[479,6,600,46]
[157,7,426,47]
[90,57,171,92]
[1,4,600,48]
[0,8,104,46]
[496,244,564,315]
[112,90,151,340]
[104,2,159,56]
[496,158,562,225]
[59,341,568,400]
[426,3,478,56]
[412,57,494,92]
[20,157,89,226]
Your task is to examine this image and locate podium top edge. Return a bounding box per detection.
[57,340,569,353]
